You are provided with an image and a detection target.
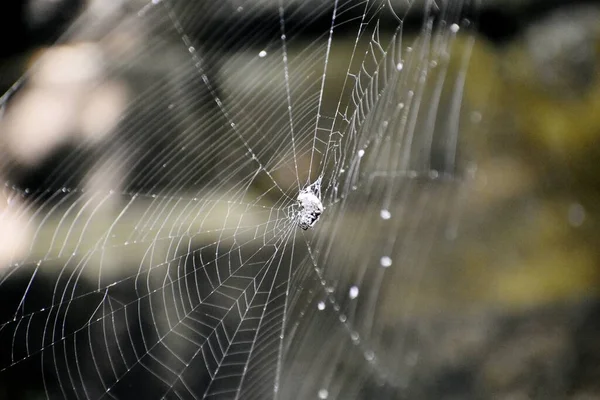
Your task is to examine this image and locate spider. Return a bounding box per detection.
[296,177,324,230]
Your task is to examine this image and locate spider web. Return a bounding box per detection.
[0,0,481,399]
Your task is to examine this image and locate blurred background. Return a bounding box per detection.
[1,0,600,399]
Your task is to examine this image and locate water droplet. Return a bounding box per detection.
[357,149,365,158]
[450,23,460,33]
[281,34,286,40]
[351,331,360,343]
[380,256,392,267]
[339,314,347,322]
[317,301,326,310]
[237,6,243,12]
[339,168,345,174]
[396,62,403,71]
[429,170,439,179]
[380,209,391,220]
[188,46,195,53]
[349,286,359,299]
[470,111,482,123]
[318,389,329,399]
[365,350,375,361]
[258,50,267,58]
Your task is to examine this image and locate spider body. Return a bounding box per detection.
[297,177,324,230]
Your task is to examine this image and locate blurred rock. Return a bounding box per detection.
[0,187,30,268]
[525,5,600,98]
[2,43,127,166]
